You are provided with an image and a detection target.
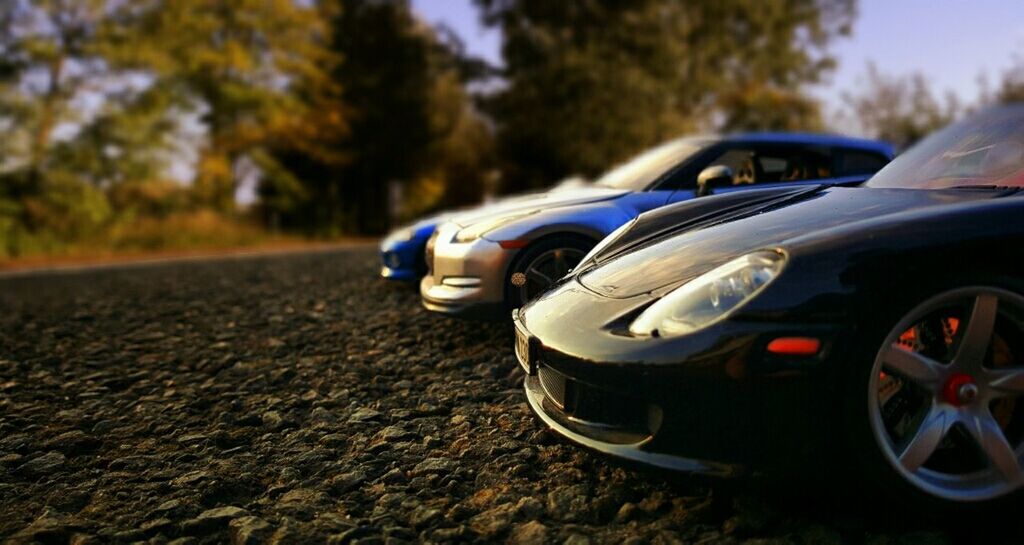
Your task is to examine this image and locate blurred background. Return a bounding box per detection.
[1,0,1023,262]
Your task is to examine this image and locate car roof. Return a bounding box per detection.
[708,132,895,158]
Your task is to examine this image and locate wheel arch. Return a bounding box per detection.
[501,231,602,310]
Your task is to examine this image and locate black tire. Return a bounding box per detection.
[840,275,1024,525]
[504,235,595,311]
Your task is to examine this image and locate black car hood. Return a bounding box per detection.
[580,186,1008,298]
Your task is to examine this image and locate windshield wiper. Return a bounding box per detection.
[944,184,1020,191]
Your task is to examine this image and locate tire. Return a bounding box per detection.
[841,275,1024,523]
[504,235,595,310]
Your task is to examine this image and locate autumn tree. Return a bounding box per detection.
[262,0,492,235]
[474,0,855,191]
[105,0,340,212]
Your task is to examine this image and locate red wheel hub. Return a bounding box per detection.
[942,373,978,406]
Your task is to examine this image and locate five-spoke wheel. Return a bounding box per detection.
[869,287,1024,502]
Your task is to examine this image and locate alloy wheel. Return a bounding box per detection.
[869,287,1024,501]
[512,247,586,304]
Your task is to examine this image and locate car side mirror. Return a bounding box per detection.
[696,165,733,197]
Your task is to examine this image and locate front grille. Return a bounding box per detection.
[538,367,566,408]
[537,366,652,437]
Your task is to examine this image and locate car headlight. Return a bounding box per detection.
[628,250,786,337]
[453,213,532,243]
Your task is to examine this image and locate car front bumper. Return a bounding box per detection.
[419,224,517,319]
[514,304,848,471]
[379,237,428,281]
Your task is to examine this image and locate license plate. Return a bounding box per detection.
[514,317,537,375]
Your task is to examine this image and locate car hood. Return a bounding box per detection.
[580,186,1008,298]
[449,186,628,227]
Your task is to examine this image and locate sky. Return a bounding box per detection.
[411,0,1024,123]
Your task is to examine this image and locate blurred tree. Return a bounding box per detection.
[262,0,492,235]
[0,0,119,254]
[841,63,960,151]
[987,54,1024,105]
[0,0,109,183]
[104,0,341,212]
[473,0,854,191]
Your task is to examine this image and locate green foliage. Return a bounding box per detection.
[474,0,854,191]
[0,0,344,257]
[0,169,112,257]
[102,0,339,212]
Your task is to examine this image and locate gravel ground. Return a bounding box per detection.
[0,246,960,544]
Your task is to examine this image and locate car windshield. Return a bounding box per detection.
[866,104,1024,190]
[595,139,706,190]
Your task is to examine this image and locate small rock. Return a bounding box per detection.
[182,506,249,535]
[229,516,272,545]
[262,411,284,431]
[348,408,382,423]
[17,451,65,476]
[546,485,589,521]
[91,420,119,434]
[410,506,442,528]
[11,509,78,543]
[172,470,212,487]
[508,521,548,545]
[0,453,24,466]
[278,488,325,505]
[43,430,100,455]
[329,525,377,544]
[68,532,97,545]
[515,497,544,520]
[411,457,454,476]
[615,502,638,523]
[564,534,592,545]
[141,518,175,536]
[329,470,368,494]
[377,425,415,442]
[152,499,185,514]
[469,503,516,537]
[432,526,466,541]
[268,518,304,544]
[177,433,209,445]
[381,468,407,484]
[319,434,347,447]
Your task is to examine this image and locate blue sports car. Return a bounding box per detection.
[422,133,895,319]
[380,214,449,281]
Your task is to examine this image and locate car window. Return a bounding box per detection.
[836,149,889,177]
[701,145,832,185]
[866,104,1024,189]
[594,139,706,191]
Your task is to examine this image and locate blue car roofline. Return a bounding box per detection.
[710,132,895,158]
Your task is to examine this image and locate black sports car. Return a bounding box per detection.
[514,105,1024,514]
